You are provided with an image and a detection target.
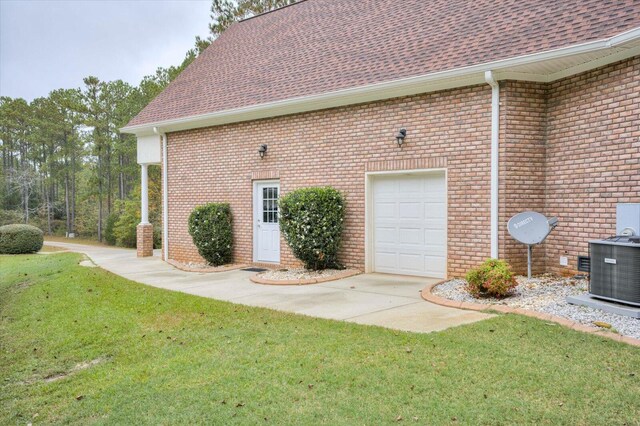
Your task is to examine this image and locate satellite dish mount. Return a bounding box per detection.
[507,211,558,278]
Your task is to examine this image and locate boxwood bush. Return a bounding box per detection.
[188,203,233,266]
[465,259,518,298]
[279,187,344,270]
[0,224,44,254]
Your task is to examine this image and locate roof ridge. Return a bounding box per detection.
[239,0,309,24]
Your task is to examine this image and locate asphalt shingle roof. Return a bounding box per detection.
[127,0,640,127]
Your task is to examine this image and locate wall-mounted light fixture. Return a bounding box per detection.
[395,128,407,147]
[258,144,268,159]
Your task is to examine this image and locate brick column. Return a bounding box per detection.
[137,223,154,257]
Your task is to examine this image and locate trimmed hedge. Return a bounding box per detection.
[279,187,344,270]
[465,259,518,298]
[0,224,44,254]
[188,203,233,266]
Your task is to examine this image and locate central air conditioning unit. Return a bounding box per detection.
[589,236,640,306]
[588,204,640,306]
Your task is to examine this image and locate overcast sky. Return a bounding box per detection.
[0,0,211,101]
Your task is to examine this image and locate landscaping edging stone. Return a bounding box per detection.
[251,269,360,286]
[422,281,640,347]
[167,259,247,273]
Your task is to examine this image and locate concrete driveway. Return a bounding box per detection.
[44,241,491,333]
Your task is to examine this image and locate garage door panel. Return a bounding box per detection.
[398,202,422,220]
[423,189,445,200]
[398,253,424,272]
[425,202,446,218]
[372,172,446,278]
[424,255,446,276]
[375,227,397,244]
[399,227,423,245]
[424,217,446,227]
[425,229,446,247]
[373,179,397,197]
[399,177,422,193]
[374,202,396,218]
[375,251,397,269]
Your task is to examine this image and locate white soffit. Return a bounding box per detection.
[122,27,640,136]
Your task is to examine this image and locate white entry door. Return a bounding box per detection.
[371,172,447,278]
[253,181,280,263]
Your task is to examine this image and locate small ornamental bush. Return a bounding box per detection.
[0,224,44,254]
[188,203,233,266]
[465,259,518,299]
[279,187,344,270]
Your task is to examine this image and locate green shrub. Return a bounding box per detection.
[465,259,518,299]
[113,206,138,248]
[188,203,233,266]
[49,219,66,236]
[279,187,344,270]
[0,209,23,226]
[0,224,44,254]
[152,224,162,250]
[104,212,118,245]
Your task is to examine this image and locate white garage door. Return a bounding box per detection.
[372,172,447,278]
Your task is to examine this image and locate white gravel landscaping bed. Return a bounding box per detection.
[260,268,344,281]
[433,275,640,340]
[167,260,244,272]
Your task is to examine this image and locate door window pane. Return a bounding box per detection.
[261,185,279,223]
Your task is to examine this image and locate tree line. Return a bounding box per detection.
[0,0,294,246]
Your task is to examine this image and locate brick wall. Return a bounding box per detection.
[499,81,548,275]
[163,56,639,278]
[166,85,493,277]
[544,57,640,275]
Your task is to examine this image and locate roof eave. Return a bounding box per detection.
[122,26,640,136]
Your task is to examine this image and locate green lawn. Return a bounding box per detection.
[1,254,639,425]
[44,236,110,247]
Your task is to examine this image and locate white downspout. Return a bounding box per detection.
[162,134,168,261]
[154,127,169,261]
[485,70,499,259]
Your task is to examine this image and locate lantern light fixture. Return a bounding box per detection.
[395,128,407,147]
[258,144,268,159]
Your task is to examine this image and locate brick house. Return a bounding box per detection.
[123,0,640,279]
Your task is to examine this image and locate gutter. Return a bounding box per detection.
[154,127,169,261]
[484,71,499,259]
[121,26,640,136]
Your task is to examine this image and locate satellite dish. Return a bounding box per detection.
[507,211,558,278]
[508,212,557,245]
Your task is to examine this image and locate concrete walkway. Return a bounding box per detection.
[44,241,491,333]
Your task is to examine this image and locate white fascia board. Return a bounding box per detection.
[608,27,640,47]
[545,45,640,82]
[123,73,484,136]
[121,26,640,136]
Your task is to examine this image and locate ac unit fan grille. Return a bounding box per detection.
[590,242,640,305]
